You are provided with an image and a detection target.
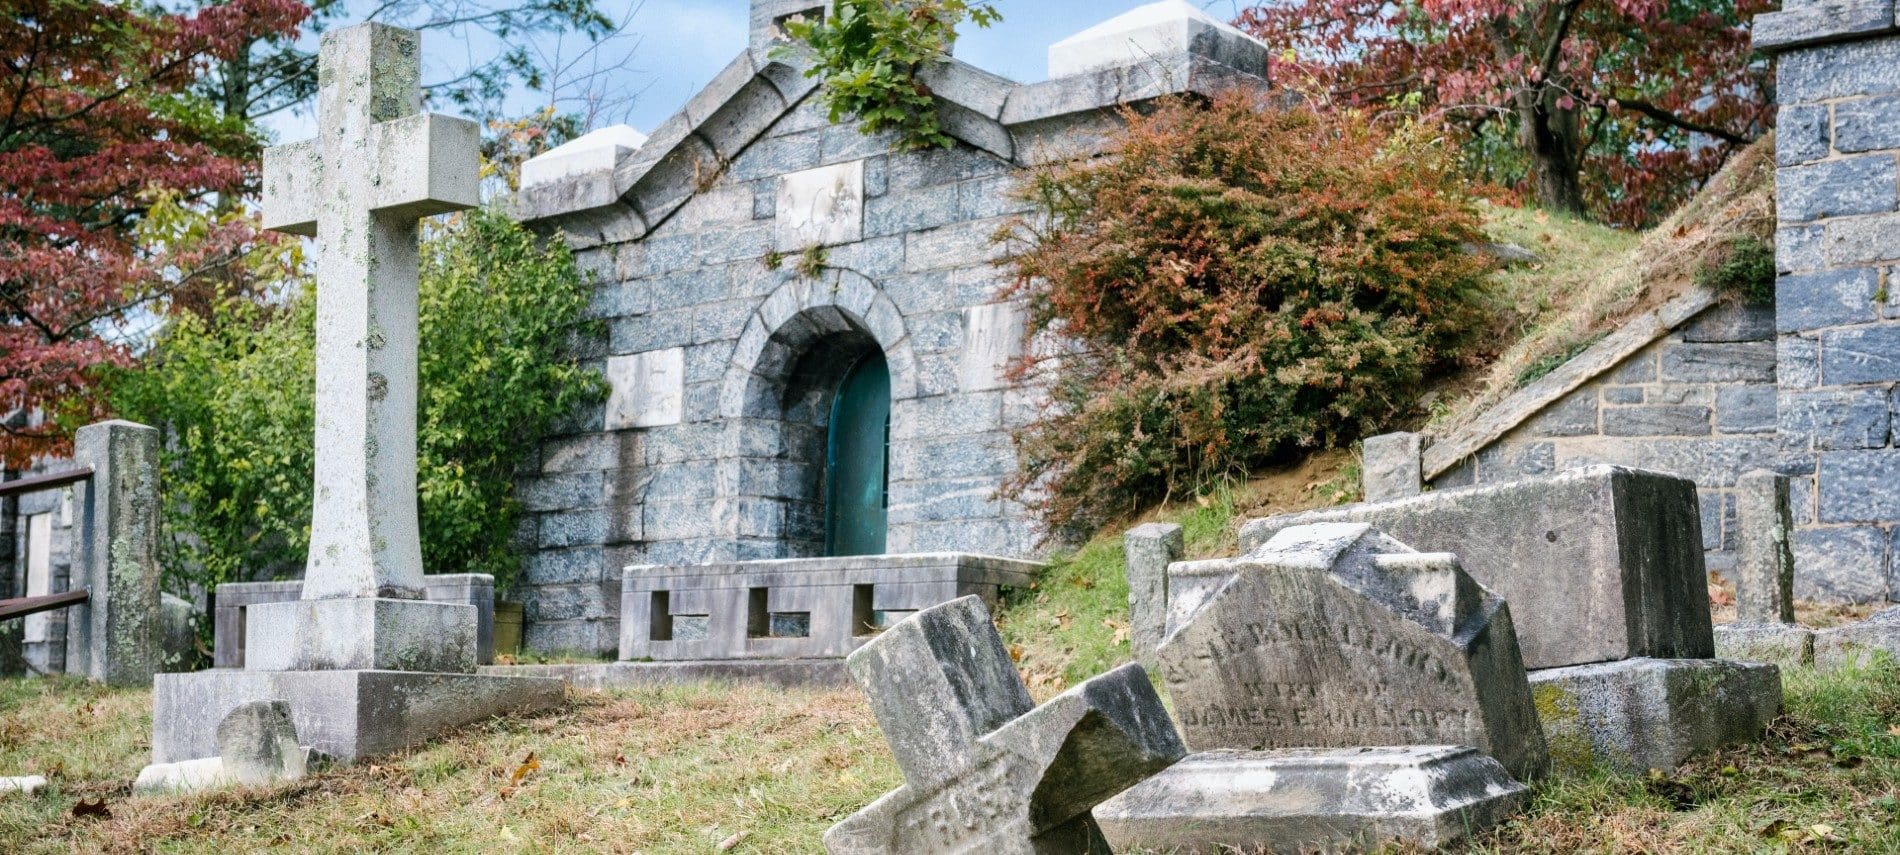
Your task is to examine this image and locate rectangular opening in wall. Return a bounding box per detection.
[648,591,674,642]
[769,612,811,638]
[234,605,248,669]
[852,584,876,636]
[747,587,771,638]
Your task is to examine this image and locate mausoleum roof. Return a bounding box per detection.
[512,3,1271,248]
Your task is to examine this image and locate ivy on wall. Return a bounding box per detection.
[109,208,605,610]
[780,0,999,151]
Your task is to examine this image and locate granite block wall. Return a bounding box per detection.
[1758,11,1900,603]
[513,96,1042,655]
[1430,303,1781,575]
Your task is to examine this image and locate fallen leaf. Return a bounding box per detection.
[70,799,111,820]
[1008,644,1024,662]
[1888,724,1900,737]
[500,751,541,798]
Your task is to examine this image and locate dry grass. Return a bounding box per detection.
[0,680,898,854]
[1431,137,1776,434]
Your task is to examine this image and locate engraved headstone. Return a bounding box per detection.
[1097,523,1541,853]
[825,596,1184,854]
[1160,523,1548,780]
[217,700,307,786]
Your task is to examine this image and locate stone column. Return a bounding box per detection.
[1123,522,1183,670]
[64,421,162,687]
[1756,11,1900,604]
[1362,432,1425,502]
[1735,470,1797,623]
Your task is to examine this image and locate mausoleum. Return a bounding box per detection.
[507,0,1273,656]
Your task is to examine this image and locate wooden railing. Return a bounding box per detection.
[0,589,88,623]
[0,467,92,499]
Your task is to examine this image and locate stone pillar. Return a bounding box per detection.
[64,421,162,687]
[1123,522,1183,669]
[1756,12,1900,604]
[1361,432,1425,502]
[1735,470,1797,624]
[750,0,824,51]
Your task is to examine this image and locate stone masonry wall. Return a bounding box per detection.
[1758,14,1900,604]
[5,475,77,674]
[512,95,1042,655]
[1429,302,1780,576]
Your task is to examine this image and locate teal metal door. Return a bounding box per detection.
[825,353,890,556]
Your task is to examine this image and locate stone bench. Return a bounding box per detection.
[618,553,1041,663]
[214,575,497,668]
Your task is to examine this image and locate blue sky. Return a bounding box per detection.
[269,1,1246,141]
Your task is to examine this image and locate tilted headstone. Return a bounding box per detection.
[1236,465,1713,670]
[1097,523,1540,853]
[217,701,307,786]
[825,596,1184,854]
[1123,522,1183,671]
[1159,523,1548,780]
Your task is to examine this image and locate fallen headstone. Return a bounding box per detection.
[137,701,314,793]
[218,701,307,785]
[824,596,1183,854]
[1715,471,1814,668]
[1236,465,1713,670]
[1097,523,1539,854]
[1813,608,1900,669]
[1529,658,1781,775]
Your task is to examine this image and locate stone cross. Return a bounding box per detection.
[825,596,1184,854]
[261,23,479,600]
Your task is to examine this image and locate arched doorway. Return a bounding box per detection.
[824,353,890,556]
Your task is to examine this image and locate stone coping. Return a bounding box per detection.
[1754,1,1898,53]
[479,659,851,689]
[510,44,1269,246]
[1421,287,1721,480]
[623,552,1044,585]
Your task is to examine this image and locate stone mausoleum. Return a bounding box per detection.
[506,0,1273,656]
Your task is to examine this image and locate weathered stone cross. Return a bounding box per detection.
[262,23,479,601]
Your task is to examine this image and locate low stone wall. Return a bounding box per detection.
[1426,302,1778,575]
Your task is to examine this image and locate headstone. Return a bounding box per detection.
[1714,470,1814,666]
[824,596,1184,853]
[1530,658,1781,774]
[1160,523,1548,781]
[1813,607,1900,669]
[151,23,562,765]
[217,701,307,785]
[1097,523,1538,853]
[1124,522,1183,671]
[1237,465,1714,670]
[1362,432,1425,501]
[1734,470,1797,624]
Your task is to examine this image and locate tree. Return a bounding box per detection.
[0,0,307,464]
[198,0,621,132]
[1238,0,1775,225]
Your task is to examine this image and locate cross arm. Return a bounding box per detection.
[371,113,481,219]
[261,139,320,237]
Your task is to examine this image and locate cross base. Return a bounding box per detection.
[152,669,564,764]
[245,598,476,673]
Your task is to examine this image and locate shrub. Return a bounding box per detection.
[782,0,999,151]
[109,207,604,615]
[1695,235,1775,307]
[1001,95,1494,536]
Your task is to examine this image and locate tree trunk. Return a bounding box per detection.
[1515,81,1587,217]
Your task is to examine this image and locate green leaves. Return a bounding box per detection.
[110,208,604,625]
[778,0,999,152]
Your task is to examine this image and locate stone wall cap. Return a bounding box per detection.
[1753,2,1898,54]
[1048,0,1269,79]
[520,125,648,190]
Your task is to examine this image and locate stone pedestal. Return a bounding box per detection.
[1528,658,1781,775]
[153,669,563,764]
[1094,747,1528,854]
[243,598,476,673]
[1714,622,1816,668]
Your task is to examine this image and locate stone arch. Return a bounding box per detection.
[716,271,915,559]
